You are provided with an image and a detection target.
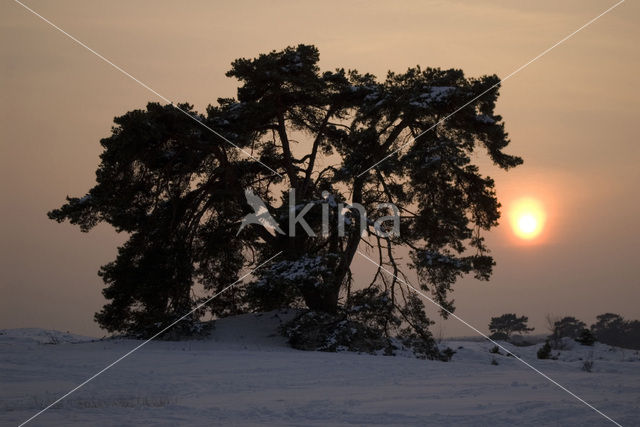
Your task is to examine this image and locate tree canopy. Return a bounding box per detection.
[49,45,521,351]
[489,313,533,340]
[551,316,586,340]
[591,313,640,349]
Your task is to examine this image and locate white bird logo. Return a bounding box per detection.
[237,189,285,236]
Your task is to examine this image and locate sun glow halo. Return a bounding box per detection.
[510,198,546,240]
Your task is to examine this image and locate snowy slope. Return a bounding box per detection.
[1,312,639,426]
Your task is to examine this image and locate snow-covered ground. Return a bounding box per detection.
[2,311,639,426]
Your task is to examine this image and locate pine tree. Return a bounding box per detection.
[548,316,586,348]
[488,313,534,341]
[49,45,521,340]
[551,316,586,339]
[590,314,640,349]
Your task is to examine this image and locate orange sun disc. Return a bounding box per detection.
[509,198,546,240]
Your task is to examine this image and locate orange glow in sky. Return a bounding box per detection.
[509,197,546,241]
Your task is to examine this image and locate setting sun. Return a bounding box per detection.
[509,198,546,240]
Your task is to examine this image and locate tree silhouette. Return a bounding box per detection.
[489,313,534,341]
[49,45,521,341]
[548,316,586,348]
[591,313,640,349]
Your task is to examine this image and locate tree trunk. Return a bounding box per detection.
[300,286,340,313]
[297,178,364,314]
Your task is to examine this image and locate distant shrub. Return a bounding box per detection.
[489,345,500,354]
[491,357,499,366]
[439,347,456,361]
[582,360,594,372]
[44,333,60,345]
[575,328,596,346]
[537,341,552,360]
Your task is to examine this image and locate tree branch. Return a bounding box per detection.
[302,108,333,197]
[276,113,299,187]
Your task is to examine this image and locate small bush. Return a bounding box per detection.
[44,334,60,345]
[439,347,456,361]
[491,357,499,365]
[489,345,501,354]
[582,360,594,372]
[537,341,552,359]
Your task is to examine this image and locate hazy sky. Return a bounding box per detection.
[1,0,638,337]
